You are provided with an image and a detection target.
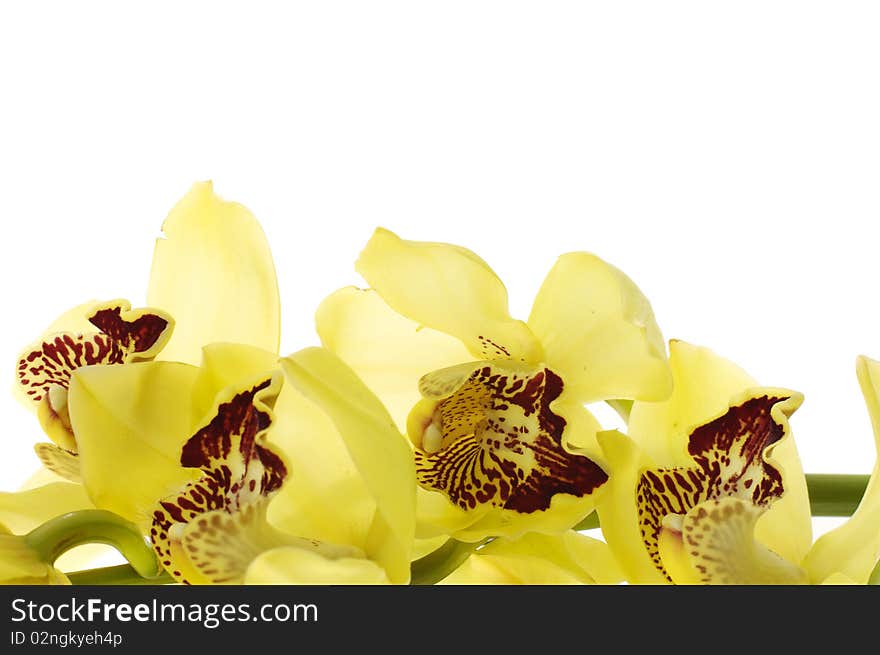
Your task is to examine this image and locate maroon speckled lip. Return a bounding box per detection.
[416,364,607,513]
[151,376,286,584]
[637,395,792,581]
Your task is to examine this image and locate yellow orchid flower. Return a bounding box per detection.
[68,343,415,585]
[597,340,815,584]
[14,300,174,482]
[317,228,672,542]
[13,181,279,483]
[9,181,280,532]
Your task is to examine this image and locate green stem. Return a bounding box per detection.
[806,474,869,516]
[68,564,173,586]
[410,538,488,585]
[24,510,162,580]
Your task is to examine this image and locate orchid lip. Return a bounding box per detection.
[412,360,607,514]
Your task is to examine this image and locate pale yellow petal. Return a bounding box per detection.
[148,181,280,365]
[0,528,54,583]
[448,491,603,543]
[442,531,623,585]
[804,356,880,583]
[438,553,521,584]
[18,468,69,491]
[553,395,605,457]
[70,343,280,532]
[43,300,106,335]
[527,252,671,403]
[245,547,390,584]
[190,342,280,416]
[0,482,94,534]
[13,472,113,579]
[356,228,541,363]
[266,384,375,549]
[0,488,105,576]
[68,361,202,527]
[276,347,416,584]
[820,573,859,585]
[316,287,471,430]
[413,487,492,540]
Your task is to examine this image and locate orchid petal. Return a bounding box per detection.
[440,531,624,585]
[0,485,103,575]
[356,228,541,363]
[0,524,69,585]
[277,347,416,584]
[148,182,280,365]
[412,487,489,540]
[316,287,470,430]
[245,547,390,585]
[18,468,69,490]
[0,482,94,534]
[527,252,671,403]
[820,573,859,585]
[190,342,280,414]
[68,361,203,527]
[69,341,283,530]
[453,491,605,543]
[264,385,376,549]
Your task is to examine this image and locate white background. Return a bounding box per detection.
[1,2,878,537]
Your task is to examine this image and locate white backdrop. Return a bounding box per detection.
[1,3,878,538]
